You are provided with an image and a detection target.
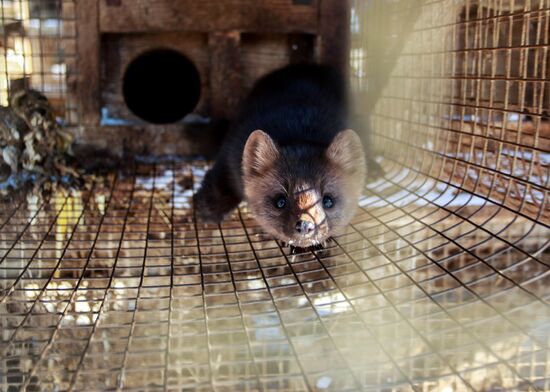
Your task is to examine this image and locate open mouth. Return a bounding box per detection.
[283,239,332,254]
[282,236,331,250]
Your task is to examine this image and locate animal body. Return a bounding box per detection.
[194,63,366,248]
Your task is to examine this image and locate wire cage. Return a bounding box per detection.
[1,0,549,391]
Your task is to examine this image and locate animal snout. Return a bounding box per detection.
[295,220,315,235]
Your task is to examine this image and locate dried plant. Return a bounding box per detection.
[0,88,81,197]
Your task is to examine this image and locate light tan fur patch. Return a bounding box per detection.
[295,184,327,228]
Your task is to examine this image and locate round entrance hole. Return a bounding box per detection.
[123,49,201,124]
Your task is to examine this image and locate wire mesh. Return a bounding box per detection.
[1,0,549,391]
[1,160,548,391]
[351,0,549,225]
[0,0,77,124]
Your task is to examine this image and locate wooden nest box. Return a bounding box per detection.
[73,0,350,156]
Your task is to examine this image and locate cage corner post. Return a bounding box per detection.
[319,0,350,77]
[208,30,243,120]
[75,0,101,127]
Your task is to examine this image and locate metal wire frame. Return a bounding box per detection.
[0,159,548,391]
[0,0,548,390]
[353,0,549,227]
[0,0,77,123]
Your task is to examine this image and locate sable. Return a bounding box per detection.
[194,63,366,247]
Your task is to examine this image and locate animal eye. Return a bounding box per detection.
[322,195,334,209]
[274,195,287,209]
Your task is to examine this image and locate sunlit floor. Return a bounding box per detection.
[1,160,549,391]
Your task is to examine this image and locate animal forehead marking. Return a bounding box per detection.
[294,185,321,211]
[294,182,317,193]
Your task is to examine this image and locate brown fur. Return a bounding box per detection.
[242,129,365,248]
[193,64,366,247]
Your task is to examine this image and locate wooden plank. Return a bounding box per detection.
[208,31,243,119]
[288,33,315,64]
[76,0,101,126]
[101,32,210,122]
[240,34,290,90]
[99,0,318,34]
[76,123,225,158]
[319,0,350,76]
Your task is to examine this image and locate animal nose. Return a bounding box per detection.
[295,220,315,235]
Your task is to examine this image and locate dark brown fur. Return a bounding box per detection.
[194,64,366,247]
[241,129,365,247]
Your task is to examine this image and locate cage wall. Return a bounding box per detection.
[352,0,549,225]
[0,0,77,124]
[0,0,350,156]
[0,1,549,391]
[348,1,550,387]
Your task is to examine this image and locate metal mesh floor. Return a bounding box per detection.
[1,159,548,391]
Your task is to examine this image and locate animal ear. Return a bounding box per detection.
[326,129,366,174]
[242,130,279,177]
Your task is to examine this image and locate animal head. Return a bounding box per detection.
[242,129,366,248]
